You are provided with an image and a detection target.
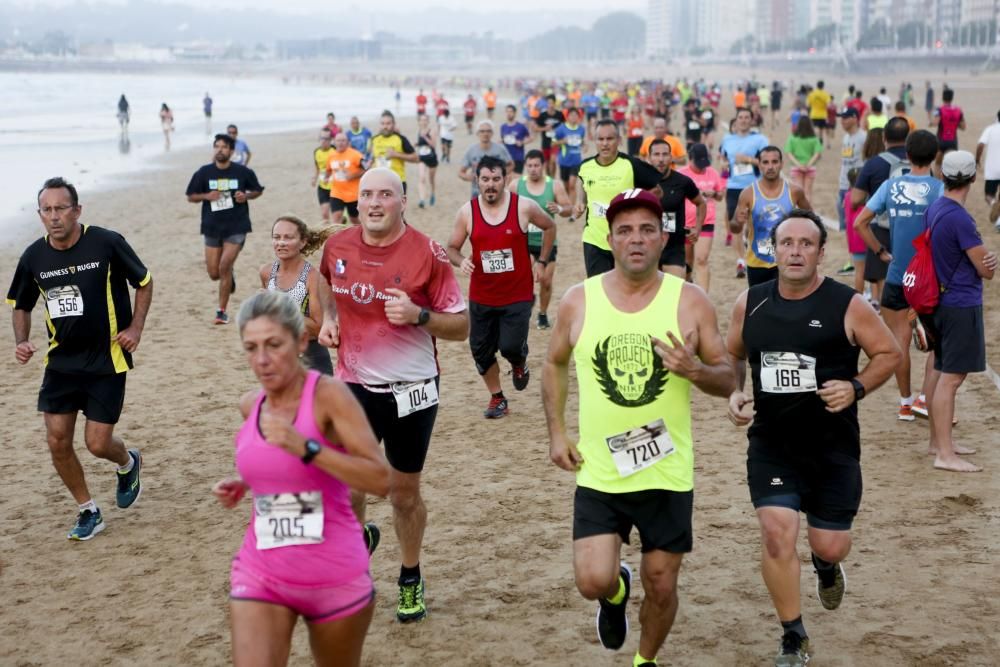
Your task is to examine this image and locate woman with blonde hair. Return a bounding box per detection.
[260,215,335,374]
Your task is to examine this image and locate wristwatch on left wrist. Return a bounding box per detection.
[302,439,322,464]
[850,378,866,402]
[416,308,431,326]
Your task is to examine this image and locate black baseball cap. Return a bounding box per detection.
[689,143,711,169]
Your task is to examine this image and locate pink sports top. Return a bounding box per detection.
[234,370,368,586]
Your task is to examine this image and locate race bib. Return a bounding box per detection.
[376,156,389,168]
[253,491,324,550]
[759,352,818,394]
[418,145,432,157]
[528,222,542,234]
[567,134,582,147]
[333,169,348,182]
[688,120,701,130]
[841,146,854,158]
[210,191,234,212]
[756,236,775,258]
[391,379,439,418]
[545,130,556,139]
[662,211,677,233]
[605,418,675,478]
[481,248,514,273]
[503,133,517,145]
[702,110,713,120]
[591,201,609,218]
[46,285,83,319]
[732,163,753,177]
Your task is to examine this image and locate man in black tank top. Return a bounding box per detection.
[725,209,900,667]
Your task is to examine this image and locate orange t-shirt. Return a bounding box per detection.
[326,148,365,202]
[639,134,686,160]
[734,90,746,108]
[484,91,497,109]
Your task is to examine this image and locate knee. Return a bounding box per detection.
[760,522,796,560]
[46,431,74,458]
[540,274,553,291]
[694,252,710,268]
[390,485,422,514]
[206,266,221,280]
[575,569,617,600]
[642,573,678,607]
[84,434,114,459]
[813,541,850,564]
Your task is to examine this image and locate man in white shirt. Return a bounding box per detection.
[974,109,1000,218]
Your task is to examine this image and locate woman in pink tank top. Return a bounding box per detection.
[212,291,389,666]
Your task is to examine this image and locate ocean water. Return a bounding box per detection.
[0,70,410,241]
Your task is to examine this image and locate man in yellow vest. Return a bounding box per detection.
[371,110,419,194]
[542,188,734,666]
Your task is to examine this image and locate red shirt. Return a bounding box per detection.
[611,97,629,122]
[846,98,868,118]
[416,95,427,114]
[469,193,533,306]
[463,99,477,116]
[436,98,449,117]
[319,225,466,385]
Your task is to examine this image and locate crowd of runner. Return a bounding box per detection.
[8,75,1000,667]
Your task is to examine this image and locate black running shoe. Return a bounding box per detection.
[363,522,381,557]
[512,364,530,391]
[595,563,631,650]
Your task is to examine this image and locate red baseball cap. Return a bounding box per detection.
[605,189,663,228]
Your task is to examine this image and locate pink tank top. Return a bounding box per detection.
[234,370,368,586]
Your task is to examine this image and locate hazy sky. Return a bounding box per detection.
[12,0,645,12]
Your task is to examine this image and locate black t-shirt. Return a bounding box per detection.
[771,89,783,109]
[7,225,150,375]
[743,278,861,454]
[658,169,700,247]
[683,109,703,143]
[536,111,564,149]
[185,162,264,237]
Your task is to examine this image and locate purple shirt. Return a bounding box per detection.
[927,197,983,307]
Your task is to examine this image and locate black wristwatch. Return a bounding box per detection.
[416,308,431,326]
[850,378,866,402]
[302,439,322,464]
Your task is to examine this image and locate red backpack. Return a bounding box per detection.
[902,224,939,314]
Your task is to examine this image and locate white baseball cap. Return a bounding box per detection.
[941,150,976,179]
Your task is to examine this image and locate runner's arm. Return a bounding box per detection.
[447,204,476,275]
[303,270,323,339]
[655,284,734,397]
[258,263,270,288]
[827,294,901,411]
[852,206,884,257]
[317,276,339,348]
[552,180,573,217]
[690,194,707,238]
[976,142,985,167]
[542,286,584,471]
[726,290,749,391]
[523,198,556,263]
[729,186,752,234]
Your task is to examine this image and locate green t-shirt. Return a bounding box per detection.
[784,135,823,166]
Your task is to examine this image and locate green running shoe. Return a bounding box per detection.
[396,576,427,623]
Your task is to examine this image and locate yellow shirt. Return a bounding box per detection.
[370,133,413,182]
[314,146,335,191]
[807,89,832,120]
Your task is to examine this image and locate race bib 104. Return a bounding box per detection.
[605,418,675,478]
[46,285,83,319]
[759,351,818,393]
[253,491,324,550]
[480,248,514,273]
[391,379,439,418]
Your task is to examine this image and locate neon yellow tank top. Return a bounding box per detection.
[573,273,693,493]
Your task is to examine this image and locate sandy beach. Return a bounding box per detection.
[1,68,999,666]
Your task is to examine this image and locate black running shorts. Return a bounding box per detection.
[38,369,127,424]
[347,378,439,474]
[573,486,693,553]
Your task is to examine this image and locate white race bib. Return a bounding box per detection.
[545,130,555,139]
[566,134,582,147]
[756,236,775,258]
[591,201,609,218]
[732,163,753,177]
[210,191,234,212]
[605,418,675,478]
[376,156,389,168]
[391,379,439,418]
[46,285,83,319]
[480,248,514,273]
[662,211,677,233]
[702,110,713,120]
[418,145,432,157]
[333,169,348,182]
[688,120,701,130]
[253,491,324,550]
[759,351,818,393]
[503,133,517,145]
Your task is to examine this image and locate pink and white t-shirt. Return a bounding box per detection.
[320,224,466,386]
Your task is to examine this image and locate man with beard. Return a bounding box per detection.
[185,133,264,324]
[731,146,811,286]
[447,156,556,418]
[370,110,418,194]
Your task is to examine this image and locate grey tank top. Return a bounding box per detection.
[266,260,312,316]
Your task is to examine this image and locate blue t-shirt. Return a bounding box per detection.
[927,197,984,307]
[554,123,586,167]
[581,94,600,114]
[232,139,250,164]
[346,128,373,157]
[864,174,943,285]
[720,132,770,190]
[500,122,531,163]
